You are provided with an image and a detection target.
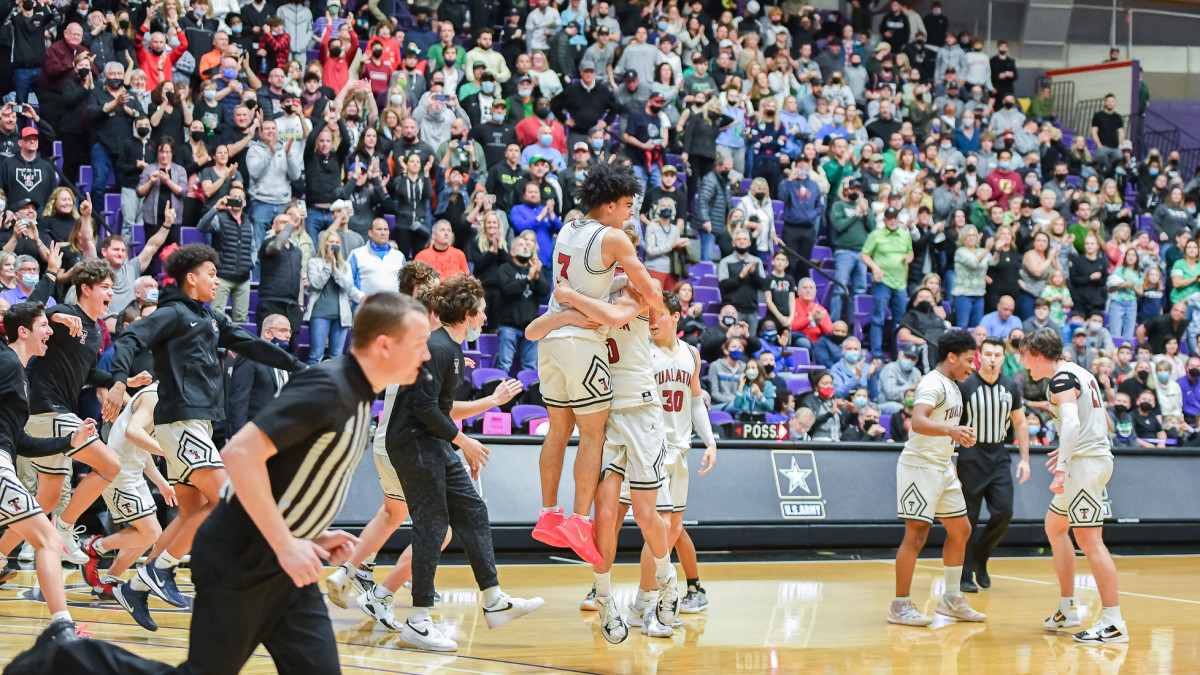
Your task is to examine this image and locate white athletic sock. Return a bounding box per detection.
[54,519,73,533]
[639,589,657,609]
[155,552,181,570]
[1102,606,1123,625]
[944,566,963,596]
[593,572,611,598]
[410,607,431,624]
[362,552,377,566]
[1060,597,1076,614]
[540,506,560,516]
[654,555,672,581]
[482,586,502,606]
[371,585,392,601]
[130,570,151,592]
[93,538,109,555]
[894,596,910,604]
[50,610,72,623]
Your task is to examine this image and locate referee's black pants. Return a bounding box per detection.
[3,501,341,675]
[958,443,1015,580]
[392,435,500,608]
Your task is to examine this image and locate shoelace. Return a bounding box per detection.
[899,602,925,618]
[74,623,93,639]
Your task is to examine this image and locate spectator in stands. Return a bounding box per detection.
[195,189,252,321]
[1022,297,1059,335]
[862,207,913,358]
[1068,233,1109,317]
[305,229,360,365]
[726,357,775,417]
[789,407,815,442]
[831,336,876,399]
[673,282,707,346]
[1066,326,1097,371]
[778,160,822,280]
[225,313,292,434]
[494,235,548,373]
[763,251,796,334]
[889,388,916,443]
[798,370,842,442]
[812,320,847,369]
[389,153,434,257]
[1090,93,1124,171]
[699,304,758,363]
[717,229,768,334]
[877,344,921,414]
[510,181,562,268]
[708,337,747,412]
[1133,389,1166,446]
[829,178,873,324]
[952,224,991,328]
[1155,358,1184,418]
[255,212,303,348]
[843,402,887,443]
[413,220,470,280]
[1178,358,1200,424]
[979,294,1021,339]
[348,218,404,298]
[136,137,187,247]
[1,127,60,226]
[0,254,55,308]
[1154,186,1191,246]
[246,117,302,249]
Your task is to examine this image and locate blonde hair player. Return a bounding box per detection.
[1021,327,1127,644]
[530,161,666,568]
[889,329,987,627]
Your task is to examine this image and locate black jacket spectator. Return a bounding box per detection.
[470,118,519,168]
[118,136,157,190]
[305,120,350,208]
[7,4,58,68]
[0,151,60,212]
[334,174,388,239]
[197,206,256,284]
[224,349,287,437]
[494,257,550,329]
[87,85,144,158]
[550,79,619,136]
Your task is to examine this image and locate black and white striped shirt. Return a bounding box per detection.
[236,354,376,539]
[960,372,1024,445]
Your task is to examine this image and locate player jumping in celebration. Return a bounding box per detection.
[889,330,987,626]
[102,244,306,631]
[531,161,665,567]
[1020,328,1127,644]
[0,260,129,567]
[0,302,98,632]
[529,266,679,643]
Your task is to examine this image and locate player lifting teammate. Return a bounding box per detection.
[531,161,665,566]
[1020,327,1127,644]
[889,330,987,626]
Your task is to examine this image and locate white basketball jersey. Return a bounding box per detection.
[109,383,157,477]
[901,369,964,467]
[546,218,615,342]
[651,339,699,450]
[1048,361,1113,460]
[606,285,659,411]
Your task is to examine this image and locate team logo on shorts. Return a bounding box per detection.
[0,480,32,516]
[900,483,928,518]
[771,450,825,519]
[1070,491,1103,525]
[582,355,612,398]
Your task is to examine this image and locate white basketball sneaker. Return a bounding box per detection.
[595,594,628,644]
[1073,620,1130,644]
[401,618,457,652]
[1044,607,1082,630]
[655,566,680,627]
[887,599,932,626]
[640,604,674,638]
[936,594,986,622]
[483,592,545,629]
[325,565,355,609]
[358,587,402,631]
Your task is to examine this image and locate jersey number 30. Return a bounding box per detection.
[662,390,685,412]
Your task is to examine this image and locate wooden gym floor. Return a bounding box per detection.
[0,554,1195,674]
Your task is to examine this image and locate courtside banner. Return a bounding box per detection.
[335,439,1200,527]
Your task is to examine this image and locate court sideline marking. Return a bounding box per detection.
[910,562,1200,605]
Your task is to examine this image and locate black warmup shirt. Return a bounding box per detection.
[0,344,71,462]
[1091,110,1124,149]
[245,354,377,540]
[388,327,462,446]
[29,304,113,415]
[959,372,1023,445]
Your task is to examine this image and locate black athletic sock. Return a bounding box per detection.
[687,577,700,591]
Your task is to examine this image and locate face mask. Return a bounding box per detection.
[270,337,290,350]
[222,67,238,80]
[904,396,916,407]
[1157,372,1170,383]
[660,208,674,220]
[844,350,860,364]
[371,47,383,58]
[592,138,605,150]
[1137,370,1149,382]
[745,369,759,380]
[538,134,554,147]
[231,24,242,34]
[962,120,974,130]
[854,395,868,408]
[119,18,129,29]
[899,358,915,372]
[1028,424,1041,435]
[762,329,777,341]
[481,81,495,94]
[514,252,532,263]
[535,106,551,119]
[1139,401,1154,412]
[833,114,845,125]
[728,348,744,360]
[1149,168,1160,176]
[735,245,751,255]
[466,316,483,342]
[20,273,39,287]
[574,170,586,181]
[721,315,736,326]
[941,141,951,150]
[145,288,160,303]
[329,47,343,58]
[916,301,934,313]
[190,129,206,142]
[829,333,847,344]
[106,77,122,89]
[403,133,417,143]
[135,126,151,138]
[818,386,835,400]
[77,67,90,79]
[518,88,533,98]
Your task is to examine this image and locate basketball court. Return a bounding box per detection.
[0,553,1194,673]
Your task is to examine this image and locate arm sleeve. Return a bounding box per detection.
[409,347,461,443]
[1055,402,1079,470]
[691,397,716,447]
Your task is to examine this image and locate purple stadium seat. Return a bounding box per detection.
[692,286,720,305]
[471,367,508,390]
[812,245,832,261]
[702,312,718,326]
[880,413,892,439]
[517,369,540,389]
[691,261,716,276]
[472,333,499,357]
[855,294,874,318]
[182,227,205,245]
[511,404,548,429]
[765,412,787,424]
[786,377,811,396]
[708,410,734,426]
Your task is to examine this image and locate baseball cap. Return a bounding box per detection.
[597,26,610,35]
[901,344,920,359]
[845,178,862,190]
[884,207,901,219]
[573,141,590,152]
[662,164,678,175]
[1073,326,1088,337]
[405,43,422,56]
[20,126,38,138]
[719,39,734,49]
[518,74,533,83]
[579,59,597,72]
[331,199,353,212]
[650,94,665,104]
[12,197,38,211]
[624,69,639,79]
[530,155,550,165]
[874,43,890,54]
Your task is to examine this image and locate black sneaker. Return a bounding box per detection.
[961,577,979,593]
[976,560,991,588]
[35,619,86,648]
[114,580,159,632]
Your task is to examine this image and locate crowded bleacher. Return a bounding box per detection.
[0,0,1196,449]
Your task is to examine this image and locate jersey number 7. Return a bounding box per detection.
[557,253,571,278]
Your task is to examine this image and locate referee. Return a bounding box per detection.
[8,293,435,674]
[957,337,1031,593]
